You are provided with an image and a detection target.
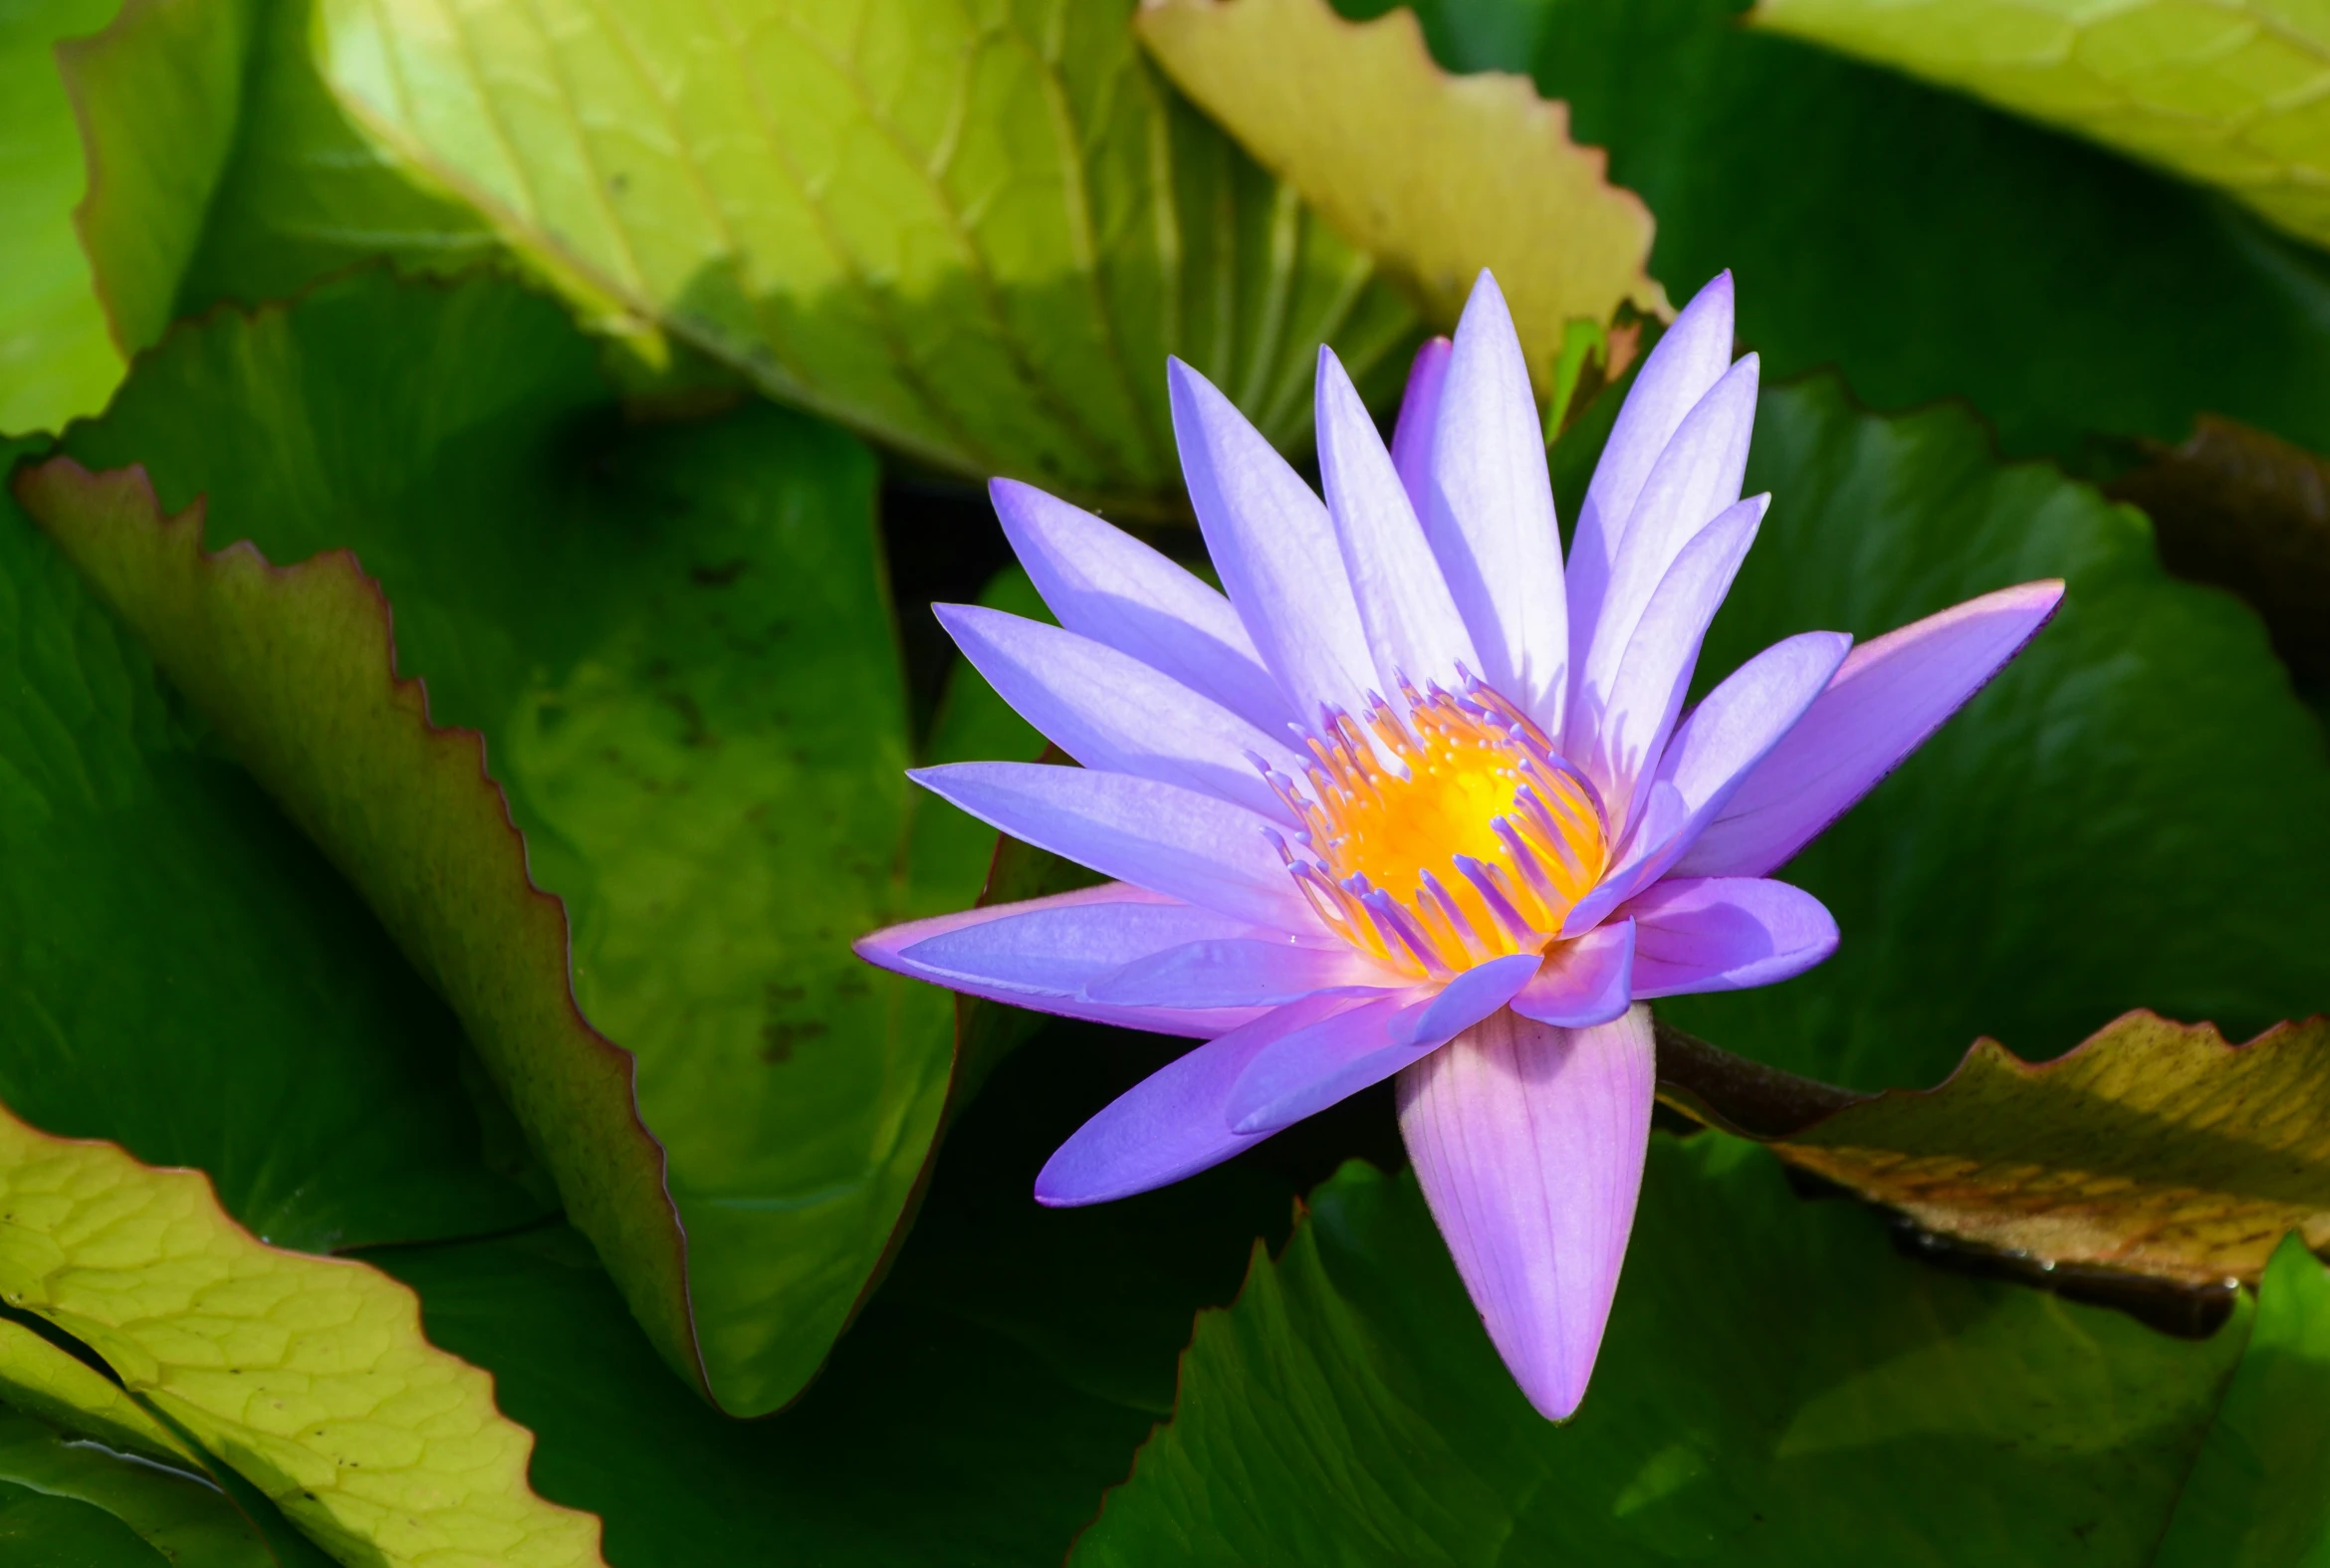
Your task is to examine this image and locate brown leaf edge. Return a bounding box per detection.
[1657,1009,2330,1333]
[9,457,713,1404]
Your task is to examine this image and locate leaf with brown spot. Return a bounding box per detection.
[1137,0,1668,388]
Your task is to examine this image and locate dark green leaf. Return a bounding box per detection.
[0,435,545,1250]
[0,1407,273,1568]
[1661,379,2330,1090]
[1075,1137,2248,1565]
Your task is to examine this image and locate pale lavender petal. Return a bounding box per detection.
[1390,336,1452,520]
[1676,580,2066,878]
[935,603,1303,824]
[1512,920,1635,1028]
[1315,344,1480,695]
[1425,273,1569,731]
[909,762,1315,931]
[991,478,1291,735]
[1396,1006,1656,1422]
[1085,937,1399,1008]
[1575,354,1759,718]
[855,885,1266,1038]
[1623,877,1839,997]
[1226,950,1541,1134]
[1567,272,1736,647]
[1169,358,1376,722]
[1035,992,1370,1205]
[1564,630,1852,934]
[1573,496,1765,812]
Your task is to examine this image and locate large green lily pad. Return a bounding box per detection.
[20,269,1001,1414]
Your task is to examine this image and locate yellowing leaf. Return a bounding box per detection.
[0,1317,195,1468]
[1753,0,2330,251]
[1136,0,1667,385]
[0,1102,602,1567]
[1663,1010,2330,1289]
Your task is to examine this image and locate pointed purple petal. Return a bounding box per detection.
[1396,1006,1656,1421]
[1390,336,1452,520]
[1512,920,1635,1028]
[1676,580,2066,878]
[1035,993,1369,1206]
[1085,937,1398,1008]
[991,478,1291,735]
[1425,273,1568,731]
[1315,344,1480,695]
[1576,354,1759,712]
[1226,950,1541,1135]
[1169,358,1376,721]
[1573,495,1765,812]
[909,762,1315,931]
[1568,271,1736,647]
[935,603,1303,823]
[856,886,1268,1038]
[1564,630,1853,934]
[1623,877,1838,997]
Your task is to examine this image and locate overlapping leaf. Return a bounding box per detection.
[1074,1138,2253,1564]
[0,1103,601,1567]
[1754,0,2330,253]
[0,436,548,1251]
[18,270,1003,1414]
[1137,0,1665,386]
[0,1406,275,1568]
[1640,378,2330,1093]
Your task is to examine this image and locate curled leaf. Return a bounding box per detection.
[1137,0,1667,385]
[0,1102,601,1567]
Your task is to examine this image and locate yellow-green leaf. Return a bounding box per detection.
[0,1101,603,1567]
[309,0,1425,509]
[1663,1010,2330,1289]
[1136,0,1668,385]
[1753,0,2330,251]
[0,1316,194,1467]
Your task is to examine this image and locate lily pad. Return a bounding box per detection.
[1137,0,1665,385]
[1072,1136,2248,1564]
[20,269,1008,1415]
[1754,0,2330,253]
[308,0,1424,508]
[1656,378,2330,1091]
[0,436,548,1252]
[0,1102,601,1567]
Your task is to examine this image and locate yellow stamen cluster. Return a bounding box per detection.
[1271,685,1608,977]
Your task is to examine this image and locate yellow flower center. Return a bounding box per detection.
[1270,683,1608,977]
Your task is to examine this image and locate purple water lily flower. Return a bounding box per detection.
[858,270,2061,1421]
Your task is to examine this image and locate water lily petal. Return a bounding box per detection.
[1512,920,1635,1028]
[1389,336,1452,520]
[1623,877,1839,997]
[991,478,1291,735]
[1315,344,1480,696]
[1227,951,1541,1135]
[1425,273,1569,731]
[1564,630,1852,934]
[1085,937,1398,1008]
[1676,580,2067,878]
[908,762,1315,931]
[1396,1006,1657,1422]
[1575,495,1765,811]
[856,886,1267,1038]
[1169,357,1376,724]
[1035,992,1370,1206]
[1567,271,1736,648]
[1578,354,1759,705]
[935,603,1303,823]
